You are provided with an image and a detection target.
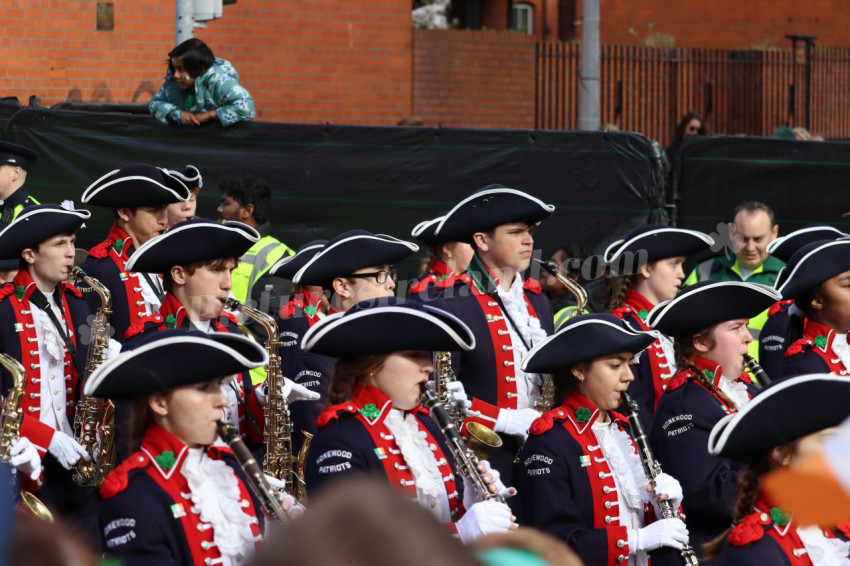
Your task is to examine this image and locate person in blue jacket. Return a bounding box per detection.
[773,238,850,379]
[704,374,850,565]
[646,281,781,565]
[518,313,690,566]
[149,38,255,127]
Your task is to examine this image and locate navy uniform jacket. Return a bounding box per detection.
[649,357,758,565]
[289,348,335,455]
[305,384,464,527]
[757,301,793,381]
[99,423,264,566]
[781,319,849,380]
[422,267,554,500]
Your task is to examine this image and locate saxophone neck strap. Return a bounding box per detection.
[29,288,81,374]
[229,381,263,438]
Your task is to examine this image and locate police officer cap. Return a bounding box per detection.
[603,225,714,274]
[81,163,191,207]
[84,329,268,400]
[302,297,475,358]
[646,281,781,336]
[522,313,657,373]
[165,165,203,189]
[125,219,259,274]
[708,374,850,463]
[774,239,850,300]
[293,229,418,287]
[434,184,555,243]
[0,204,90,260]
[0,141,38,170]
[269,240,326,279]
[411,214,450,247]
[767,224,848,264]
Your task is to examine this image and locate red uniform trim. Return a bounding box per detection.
[785,320,849,375]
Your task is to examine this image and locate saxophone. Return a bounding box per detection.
[0,353,55,522]
[224,298,308,503]
[433,351,465,430]
[70,266,116,488]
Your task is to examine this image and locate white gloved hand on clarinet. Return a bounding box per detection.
[456,500,517,542]
[462,459,517,508]
[628,518,690,552]
[648,472,684,513]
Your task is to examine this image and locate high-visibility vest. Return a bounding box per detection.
[231,235,294,305]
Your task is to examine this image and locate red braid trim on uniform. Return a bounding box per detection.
[316,402,359,429]
[768,300,793,318]
[100,452,151,499]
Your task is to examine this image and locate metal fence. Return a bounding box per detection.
[535,43,850,145]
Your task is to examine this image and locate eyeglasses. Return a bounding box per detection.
[348,268,398,285]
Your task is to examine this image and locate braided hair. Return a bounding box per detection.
[672,327,737,410]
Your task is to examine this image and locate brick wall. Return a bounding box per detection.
[412,29,536,129]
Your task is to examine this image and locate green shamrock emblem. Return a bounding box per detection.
[113,239,125,253]
[637,309,649,321]
[360,404,380,420]
[575,407,592,423]
[770,506,790,527]
[14,286,25,300]
[155,450,176,471]
[703,369,716,381]
[165,314,177,329]
[814,335,828,348]
[304,304,317,316]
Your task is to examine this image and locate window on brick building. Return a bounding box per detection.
[510,2,534,35]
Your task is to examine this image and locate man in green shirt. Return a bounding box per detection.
[684,201,784,359]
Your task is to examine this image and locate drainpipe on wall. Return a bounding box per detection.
[578,0,600,130]
[176,0,194,45]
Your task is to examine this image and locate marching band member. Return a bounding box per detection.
[287,229,418,452]
[604,225,714,423]
[164,165,202,229]
[89,329,297,566]
[759,225,847,378]
[519,313,689,566]
[80,163,190,343]
[303,298,517,542]
[772,239,850,379]
[705,374,850,565]
[123,218,317,447]
[409,213,474,298]
[423,185,556,507]
[0,205,95,531]
[646,281,781,564]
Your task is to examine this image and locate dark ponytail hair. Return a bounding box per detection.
[785,284,821,349]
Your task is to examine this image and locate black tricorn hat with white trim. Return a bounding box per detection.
[434,184,555,243]
[125,219,259,274]
[293,229,418,287]
[302,297,475,358]
[411,214,450,247]
[646,281,781,336]
[708,374,850,463]
[165,165,203,189]
[766,224,847,263]
[603,225,714,274]
[81,163,190,207]
[521,313,658,373]
[0,204,90,260]
[269,240,327,279]
[0,140,38,170]
[774,239,850,300]
[84,329,268,399]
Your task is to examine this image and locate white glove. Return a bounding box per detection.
[494,408,540,439]
[47,431,90,470]
[456,500,514,543]
[105,338,122,361]
[256,378,320,407]
[263,474,305,519]
[9,437,41,481]
[628,518,690,553]
[650,472,684,512]
[444,380,472,412]
[462,459,516,508]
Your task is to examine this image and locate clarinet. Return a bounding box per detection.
[216,420,290,523]
[622,393,699,565]
[420,386,505,504]
[742,354,771,389]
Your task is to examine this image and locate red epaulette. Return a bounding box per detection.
[409,275,437,295]
[88,240,112,259]
[610,305,631,319]
[61,281,83,299]
[100,451,150,499]
[441,273,471,290]
[529,406,569,436]
[124,313,166,340]
[727,510,771,546]
[316,402,359,429]
[784,337,813,358]
[665,371,694,393]
[279,299,303,319]
[0,282,16,302]
[768,299,794,318]
[523,278,543,295]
